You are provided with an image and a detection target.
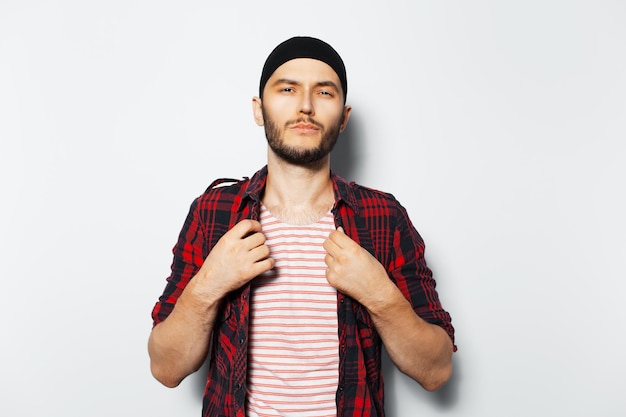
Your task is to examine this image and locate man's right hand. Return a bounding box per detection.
[187,219,274,302]
[149,219,272,387]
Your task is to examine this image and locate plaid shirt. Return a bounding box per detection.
[152,166,455,417]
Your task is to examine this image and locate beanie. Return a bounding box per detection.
[259,36,347,102]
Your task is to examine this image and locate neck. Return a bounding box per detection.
[262,154,334,225]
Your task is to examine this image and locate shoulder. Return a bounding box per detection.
[190,177,250,210]
[194,165,268,207]
[344,180,418,234]
[332,173,405,217]
[204,176,250,197]
[197,166,266,204]
[347,181,402,211]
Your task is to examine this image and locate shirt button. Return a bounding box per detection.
[236,383,242,390]
[239,338,244,344]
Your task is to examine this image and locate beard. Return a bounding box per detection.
[262,107,342,165]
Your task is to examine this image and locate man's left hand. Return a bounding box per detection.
[323,227,390,307]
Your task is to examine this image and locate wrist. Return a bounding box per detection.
[364,277,401,317]
[179,271,225,316]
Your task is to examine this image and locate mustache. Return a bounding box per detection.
[286,117,324,129]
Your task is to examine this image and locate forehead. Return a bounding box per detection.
[267,58,341,84]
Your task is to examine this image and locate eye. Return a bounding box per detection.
[281,87,295,93]
[319,90,333,96]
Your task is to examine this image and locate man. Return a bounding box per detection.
[149,36,455,417]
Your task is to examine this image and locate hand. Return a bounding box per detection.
[323,227,390,307]
[191,219,274,300]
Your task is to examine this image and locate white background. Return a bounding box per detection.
[1,1,624,416]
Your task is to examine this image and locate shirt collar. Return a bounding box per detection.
[239,165,359,215]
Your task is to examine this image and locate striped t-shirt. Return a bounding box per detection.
[246,206,339,417]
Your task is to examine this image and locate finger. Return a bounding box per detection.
[249,243,271,263]
[328,228,352,249]
[323,235,341,256]
[243,231,267,249]
[250,257,274,276]
[231,219,262,238]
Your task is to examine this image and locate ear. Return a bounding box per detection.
[339,105,352,133]
[252,96,264,126]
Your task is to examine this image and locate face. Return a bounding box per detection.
[253,58,351,166]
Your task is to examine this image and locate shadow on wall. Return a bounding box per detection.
[382,348,461,415]
[192,358,210,400]
[331,109,362,182]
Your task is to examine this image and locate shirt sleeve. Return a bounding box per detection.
[389,202,456,350]
[151,197,206,326]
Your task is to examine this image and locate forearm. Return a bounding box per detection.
[148,276,223,388]
[367,280,453,391]
[149,219,273,387]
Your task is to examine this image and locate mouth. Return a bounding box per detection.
[291,123,319,132]
[288,120,322,134]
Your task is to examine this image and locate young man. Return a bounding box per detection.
[149,36,455,417]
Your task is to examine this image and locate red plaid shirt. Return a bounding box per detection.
[152,166,455,417]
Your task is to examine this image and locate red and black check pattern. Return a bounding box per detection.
[152,166,455,417]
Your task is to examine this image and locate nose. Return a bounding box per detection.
[299,90,314,115]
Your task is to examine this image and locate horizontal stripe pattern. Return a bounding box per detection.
[247,207,338,417]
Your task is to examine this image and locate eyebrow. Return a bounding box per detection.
[271,78,340,91]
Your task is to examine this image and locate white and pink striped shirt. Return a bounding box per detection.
[246,206,339,417]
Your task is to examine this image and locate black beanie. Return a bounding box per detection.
[259,36,347,103]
